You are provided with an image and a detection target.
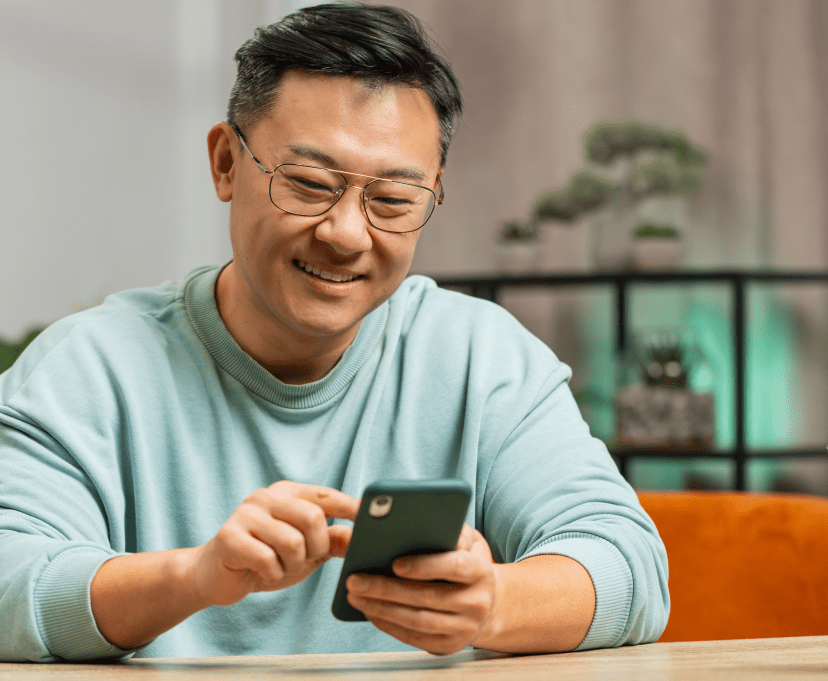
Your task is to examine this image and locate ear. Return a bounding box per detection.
[207,122,236,203]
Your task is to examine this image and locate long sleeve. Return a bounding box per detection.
[0,387,133,661]
[0,269,669,659]
[478,361,670,648]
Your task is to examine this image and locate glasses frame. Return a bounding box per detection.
[230,124,443,234]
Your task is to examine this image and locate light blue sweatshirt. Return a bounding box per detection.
[0,266,668,661]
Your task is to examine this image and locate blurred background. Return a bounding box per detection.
[1,0,827,492]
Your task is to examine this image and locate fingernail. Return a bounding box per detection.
[348,575,368,592]
[394,559,411,575]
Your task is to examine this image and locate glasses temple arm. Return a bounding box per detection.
[229,123,273,174]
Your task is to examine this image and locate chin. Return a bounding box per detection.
[286,312,362,340]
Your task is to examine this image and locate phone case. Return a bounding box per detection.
[331,478,472,622]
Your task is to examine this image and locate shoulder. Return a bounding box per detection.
[391,275,530,331]
[388,275,565,377]
[1,268,213,396]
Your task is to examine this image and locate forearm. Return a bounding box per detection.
[473,554,596,653]
[90,549,207,650]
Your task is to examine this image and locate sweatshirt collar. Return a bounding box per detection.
[183,265,388,408]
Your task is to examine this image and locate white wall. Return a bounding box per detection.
[0,0,314,339]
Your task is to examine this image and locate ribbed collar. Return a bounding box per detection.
[183,266,388,409]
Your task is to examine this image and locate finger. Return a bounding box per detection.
[393,549,484,585]
[233,508,311,574]
[347,574,460,612]
[328,524,352,558]
[216,524,285,583]
[349,599,471,655]
[244,491,331,560]
[360,613,458,655]
[268,482,360,522]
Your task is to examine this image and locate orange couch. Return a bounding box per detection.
[638,491,828,642]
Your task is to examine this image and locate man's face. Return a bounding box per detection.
[216,71,442,354]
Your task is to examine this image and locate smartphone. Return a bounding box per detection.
[331,478,472,622]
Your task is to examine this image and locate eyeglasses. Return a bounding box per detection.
[231,124,442,234]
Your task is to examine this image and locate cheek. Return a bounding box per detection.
[395,234,420,272]
[229,203,283,259]
[382,232,419,270]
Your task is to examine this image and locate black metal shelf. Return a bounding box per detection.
[431,268,828,491]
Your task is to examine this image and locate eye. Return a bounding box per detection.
[295,177,333,192]
[371,196,412,206]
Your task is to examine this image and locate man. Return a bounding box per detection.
[0,3,668,661]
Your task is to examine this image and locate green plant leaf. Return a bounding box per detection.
[0,328,44,374]
[534,171,620,221]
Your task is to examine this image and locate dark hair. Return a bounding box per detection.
[227,3,463,166]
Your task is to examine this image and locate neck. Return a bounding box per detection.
[215,265,360,385]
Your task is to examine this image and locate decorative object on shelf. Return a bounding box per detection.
[533,120,707,271]
[632,222,683,271]
[497,219,540,272]
[615,331,715,450]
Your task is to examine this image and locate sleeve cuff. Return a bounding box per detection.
[520,532,633,650]
[34,546,138,661]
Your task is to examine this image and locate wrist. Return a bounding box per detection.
[467,555,596,654]
[470,563,506,650]
[168,547,213,610]
[91,548,211,650]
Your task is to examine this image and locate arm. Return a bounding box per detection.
[91,482,357,650]
[347,316,669,654]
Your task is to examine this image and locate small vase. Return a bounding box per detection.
[590,205,636,271]
[632,238,683,271]
[497,241,541,273]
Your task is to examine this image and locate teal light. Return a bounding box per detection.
[578,285,796,491]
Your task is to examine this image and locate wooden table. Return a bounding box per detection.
[1,636,826,680]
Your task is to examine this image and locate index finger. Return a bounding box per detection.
[269,482,359,522]
[304,486,359,521]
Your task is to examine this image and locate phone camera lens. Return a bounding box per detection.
[368,495,393,518]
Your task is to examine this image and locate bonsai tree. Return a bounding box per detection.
[534,120,707,231]
[499,219,538,244]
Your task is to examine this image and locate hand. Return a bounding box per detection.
[187,481,358,607]
[345,525,504,655]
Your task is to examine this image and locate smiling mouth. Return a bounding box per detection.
[294,260,364,283]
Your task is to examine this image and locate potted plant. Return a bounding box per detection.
[615,333,715,449]
[497,219,540,272]
[631,221,682,271]
[533,120,707,270]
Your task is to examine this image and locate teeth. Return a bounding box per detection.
[295,260,359,283]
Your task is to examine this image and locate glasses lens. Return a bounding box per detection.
[270,165,344,216]
[364,179,436,233]
[269,164,437,232]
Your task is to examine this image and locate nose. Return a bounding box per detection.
[314,184,373,256]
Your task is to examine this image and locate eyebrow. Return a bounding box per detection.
[286,145,427,183]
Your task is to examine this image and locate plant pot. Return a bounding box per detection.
[632,238,683,271]
[497,241,541,273]
[590,205,636,271]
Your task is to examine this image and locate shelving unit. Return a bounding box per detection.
[433,269,828,491]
